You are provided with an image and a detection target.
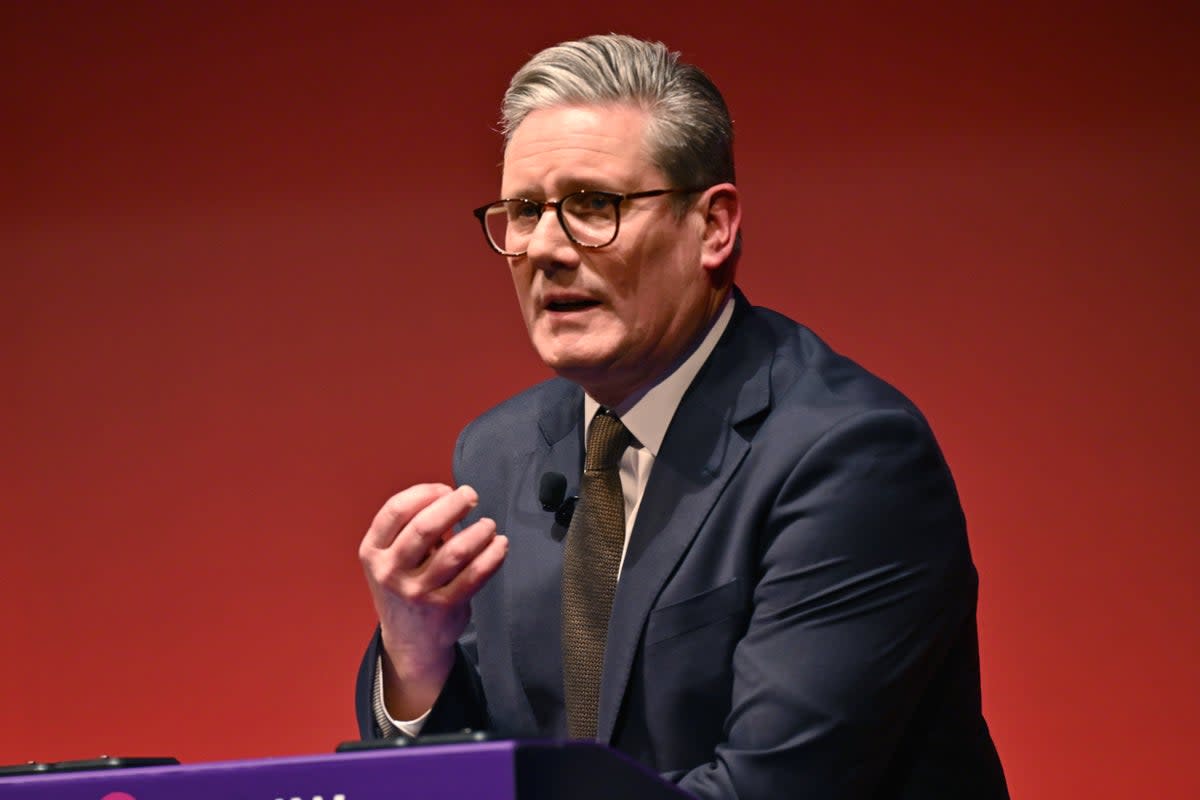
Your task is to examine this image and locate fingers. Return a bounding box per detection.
[388,485,480,569]
[361,482,507,615]
[420,516,500,589]
[363,483,455,550]
[432,531,509,605]
[363,483,479,564]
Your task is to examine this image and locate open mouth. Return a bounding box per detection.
[546,299,601,312]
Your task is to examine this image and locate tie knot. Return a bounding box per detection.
[584,410,632,472]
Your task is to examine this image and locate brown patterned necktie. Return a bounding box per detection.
[562,408,633,740]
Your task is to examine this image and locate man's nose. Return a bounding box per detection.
[525,206,577,270]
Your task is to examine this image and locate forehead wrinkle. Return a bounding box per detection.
[501,106,655,197]
[503,142,643,196]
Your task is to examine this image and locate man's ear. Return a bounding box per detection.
[698,183,741,272]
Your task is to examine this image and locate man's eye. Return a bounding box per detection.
[567,192,614,219]
[580,192,612,212]
[510,201,540,220]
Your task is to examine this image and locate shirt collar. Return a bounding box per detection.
[583,295,734,457]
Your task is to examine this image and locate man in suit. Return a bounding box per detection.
[355,34,1008,798]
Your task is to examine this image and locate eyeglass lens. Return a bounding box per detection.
[483,191,618,254]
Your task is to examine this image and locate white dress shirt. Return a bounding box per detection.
[380,297,735,735]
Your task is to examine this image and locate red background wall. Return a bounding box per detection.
[2,3,1196,797]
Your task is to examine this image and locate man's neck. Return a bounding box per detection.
[587,293,735,412]
[583,295,735,456]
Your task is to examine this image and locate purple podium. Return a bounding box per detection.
[0,740,690,799]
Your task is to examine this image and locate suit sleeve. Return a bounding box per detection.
[679,409,980,799]
[355,627,489,739]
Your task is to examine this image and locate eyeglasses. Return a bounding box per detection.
[472,187,705,257]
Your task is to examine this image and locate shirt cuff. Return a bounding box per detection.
[373,654,432,737]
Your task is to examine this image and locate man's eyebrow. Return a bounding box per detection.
[503,176,627,199]
[498,187,540,200]
[563,176,628,192]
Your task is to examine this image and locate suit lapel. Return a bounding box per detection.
[504,382,583,734]
[596,297,775,743]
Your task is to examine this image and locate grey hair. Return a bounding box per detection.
[500,34,736,207]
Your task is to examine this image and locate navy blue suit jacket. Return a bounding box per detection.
[357,293,1008,799]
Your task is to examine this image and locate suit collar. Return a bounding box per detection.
[536,380,583,449]
[595,288,776,742]
[585,295,736,458]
